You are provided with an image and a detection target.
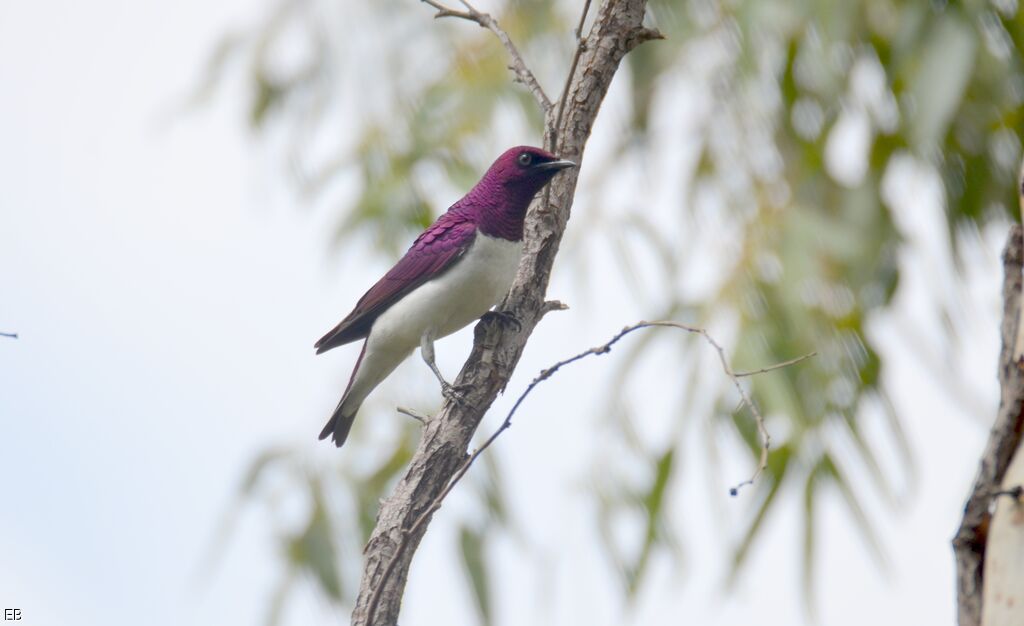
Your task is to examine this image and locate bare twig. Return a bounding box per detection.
[734,352,817,378]
[991,485,1024,502]
[552,0,593,152]
[0,332,17,339]
[365,319,814,623]
[396,407,430,423]
[540,299,569,315]
[628,321,800,495]
[421,0,552,112]
[573,0,593,41]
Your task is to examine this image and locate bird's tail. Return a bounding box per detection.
[319,399,358,447]
[319,340,368,448]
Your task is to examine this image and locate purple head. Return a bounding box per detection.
[483,146,576,191]
[460,146,576,240]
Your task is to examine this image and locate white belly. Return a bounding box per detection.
[369,231,523,350]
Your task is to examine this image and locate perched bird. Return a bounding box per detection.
[315,146,576,447]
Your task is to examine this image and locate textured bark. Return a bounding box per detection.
[982,442,1024,626]
[349,2,660,624]
[954,225,1024,626]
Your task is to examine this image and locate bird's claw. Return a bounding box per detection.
[441,381,470,406]
[482,309,522,333]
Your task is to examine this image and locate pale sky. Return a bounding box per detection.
[0,1,1003,625]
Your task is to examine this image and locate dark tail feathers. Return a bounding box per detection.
[317,339,368,448]
[319,400,357,448]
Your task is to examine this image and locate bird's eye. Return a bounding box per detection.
[517,152,533,167]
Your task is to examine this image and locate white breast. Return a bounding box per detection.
[369,231,523,350]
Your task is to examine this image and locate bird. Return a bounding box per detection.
[314,146,576,447]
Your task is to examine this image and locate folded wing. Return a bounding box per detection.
[314,212,477,354]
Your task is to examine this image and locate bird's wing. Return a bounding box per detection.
[314,212,478,353]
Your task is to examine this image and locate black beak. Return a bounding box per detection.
[532,159,577,172]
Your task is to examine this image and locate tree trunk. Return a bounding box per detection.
[349,2,661,624]
[954,225,1024,626]
[982,438,1024,626]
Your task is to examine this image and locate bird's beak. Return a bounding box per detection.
[532,159,577,172]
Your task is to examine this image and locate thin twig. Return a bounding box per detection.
[573,0,592,41]
[365,319,814,623]
[553,0,592,151]
[991,485,1024,502]
[396,407,430,423]
[734,352,816,378]
[540,0,593,226]
[541,299,569,315]
[0,332,17,339]
[631,321,794,495]
[421,0,552,112]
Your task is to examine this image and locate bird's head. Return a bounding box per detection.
[484,146,577,197]
[460,146,576,239]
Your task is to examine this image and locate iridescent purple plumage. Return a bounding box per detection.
[314,212,477,353]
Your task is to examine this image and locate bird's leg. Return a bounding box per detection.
[481,308,522,333]
[420,333,467,405]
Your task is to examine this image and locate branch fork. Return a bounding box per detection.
[366,320,814,623]
[421,0,553,113]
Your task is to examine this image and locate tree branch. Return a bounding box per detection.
[351,2,662,623]
[551,0,593,151]
[396,406,430,423]
[421,0,553,113]
[363,319,813,623]
[953,224,1024,626]
[548,0,660,153]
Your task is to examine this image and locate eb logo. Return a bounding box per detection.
[3,609,20,621]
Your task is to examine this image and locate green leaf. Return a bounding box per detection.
[821,454,886,566]
[239,447,292,495]
[459,525,492,626]
[626,446,676,597]
[354,429,417,541]
[801,462,819,609]
[907,12,977,150]
[286,480,343,601]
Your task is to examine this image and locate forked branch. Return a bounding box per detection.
[421,0,553,112]
[365,319,815,622]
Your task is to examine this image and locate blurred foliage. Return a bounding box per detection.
[596,445,682,597]
[199,0,1024,619]
[219,422,512,625]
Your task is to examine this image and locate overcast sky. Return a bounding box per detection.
[0,1,1007,625]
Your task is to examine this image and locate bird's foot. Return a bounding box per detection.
[440,381,471,406]
[482,309,522,333]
